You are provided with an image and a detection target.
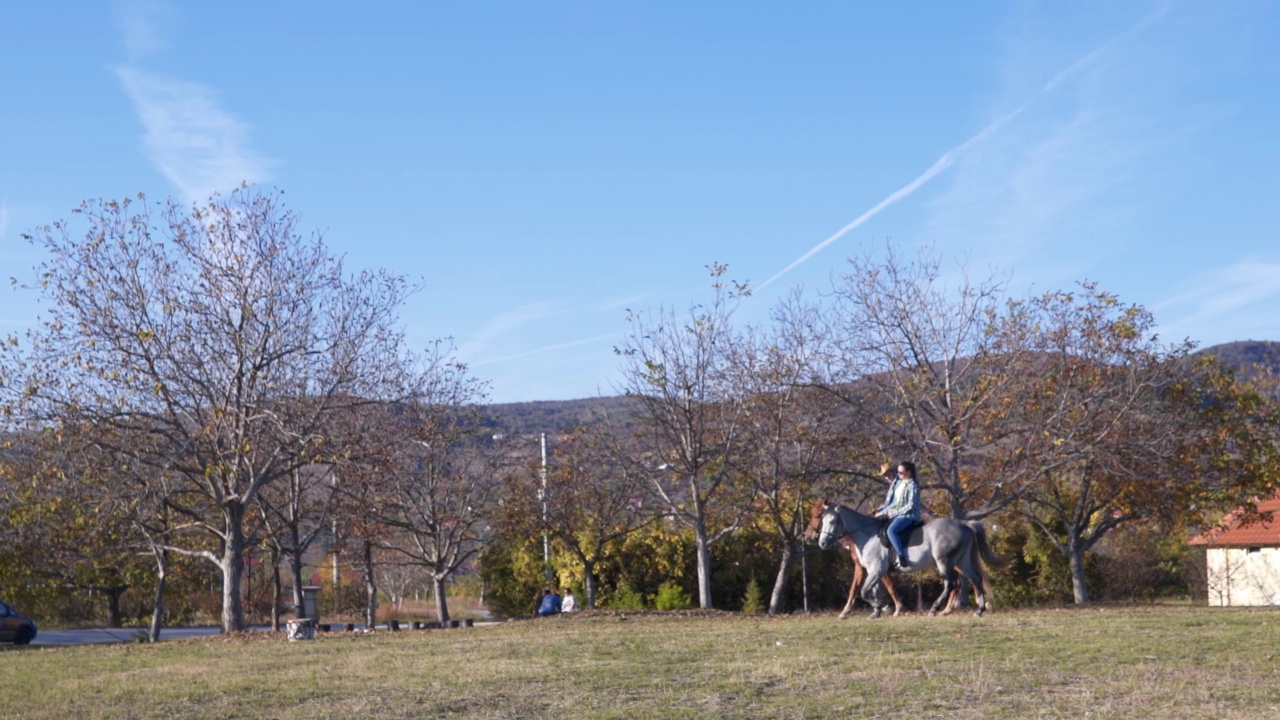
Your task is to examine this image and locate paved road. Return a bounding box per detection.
[32,626,230,646]
[28,621,496,647]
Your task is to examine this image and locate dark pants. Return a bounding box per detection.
[887,516,914,558]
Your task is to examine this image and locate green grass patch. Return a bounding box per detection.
[1,605,1278,719]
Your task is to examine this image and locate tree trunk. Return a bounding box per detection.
[269,546,283,632]
[290,550,307,619]
[433,575,450,624]
[220,501,247,632]
[583,561,598,610]
[148,548,168,643]
[1069,540,1091,604]
[768,543,795,616]
[362,539,378,628]
[104,586,126,628]
[694,522,713,609]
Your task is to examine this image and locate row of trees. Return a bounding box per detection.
[0,189,497,636]
[490,254,1279,614]
[3,188,1277,635]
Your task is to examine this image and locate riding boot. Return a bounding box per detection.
[894,552,907,571]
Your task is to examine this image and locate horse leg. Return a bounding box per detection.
[880,574,904,616]
[961,563,988,617]
[839,553,864,620]
[929,568,956,616]
[861,573,885,619]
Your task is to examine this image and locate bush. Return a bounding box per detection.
[740,576,765,614]
[607,580,647,610]
[654,581,693,611]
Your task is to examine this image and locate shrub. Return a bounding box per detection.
[654,581,693,611]
[607,580,648,610]
[740,575,765,614]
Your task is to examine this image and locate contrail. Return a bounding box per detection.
[758,25,1136,291]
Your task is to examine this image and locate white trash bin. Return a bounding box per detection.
[286,618,314,641]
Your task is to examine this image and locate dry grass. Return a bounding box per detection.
[1,605,1277,719]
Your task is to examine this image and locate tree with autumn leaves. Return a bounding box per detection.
[1,188,442,632]
[1011,284,1280,602]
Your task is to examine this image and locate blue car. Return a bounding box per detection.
[0,600,37,645]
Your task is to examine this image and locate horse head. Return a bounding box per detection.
[803,498,828,543]
[815,501,844,551]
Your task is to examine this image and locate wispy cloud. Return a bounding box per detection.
[472,333,619,366]
[111,2,271,204]
[924,12,1168,286]
[759,13,1155,292]
[114,0,169,61]
[1155,260,1280,343]
[457,301,561,360]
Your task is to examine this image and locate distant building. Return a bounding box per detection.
[1189,495,1280,607]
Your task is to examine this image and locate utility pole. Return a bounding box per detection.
[539,432,552,580]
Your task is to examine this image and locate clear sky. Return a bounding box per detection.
[2,2,1278,403]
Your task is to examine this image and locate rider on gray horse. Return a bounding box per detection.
[873,461,920,570]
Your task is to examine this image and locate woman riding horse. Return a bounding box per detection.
[874,461,920,570]
[816,498,1006,618]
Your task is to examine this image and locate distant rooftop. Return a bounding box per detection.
[1189,494,1280,547]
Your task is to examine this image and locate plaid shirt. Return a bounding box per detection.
[880,478,921,521]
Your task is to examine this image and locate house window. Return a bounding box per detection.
[1246,547,1261,554]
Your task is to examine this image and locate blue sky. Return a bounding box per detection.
[2,2,1278,403]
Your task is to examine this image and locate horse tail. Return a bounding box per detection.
[966,520,1008,570]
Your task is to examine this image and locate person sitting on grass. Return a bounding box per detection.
[538,587,562,616]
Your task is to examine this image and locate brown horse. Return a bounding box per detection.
[806,500,904,618]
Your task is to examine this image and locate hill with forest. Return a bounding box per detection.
[1198,340,1280,379]
[482,395,640,438]
[480,340,1280,437]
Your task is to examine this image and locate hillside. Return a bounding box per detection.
[480,341,1280,436]
[482,395,639,438]
[1199,340,1280,379]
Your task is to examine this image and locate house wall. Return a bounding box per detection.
[1204,547,1280,607]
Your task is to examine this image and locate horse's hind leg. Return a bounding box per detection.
[929,569,956,616]
[861,575,885,619]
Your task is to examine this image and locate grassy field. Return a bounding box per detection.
[1,604,1277,719]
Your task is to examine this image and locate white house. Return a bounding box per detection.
[1189,495,1280,607]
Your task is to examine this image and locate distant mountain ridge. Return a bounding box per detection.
[1197,340,1280,379]
[483,340,1280,437]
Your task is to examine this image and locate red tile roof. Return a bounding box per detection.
[1188,495,1280,547]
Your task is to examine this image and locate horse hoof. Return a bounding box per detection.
[928,610,937,617]
[974,609,985,617]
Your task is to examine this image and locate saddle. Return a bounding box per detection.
[876,518,922,549]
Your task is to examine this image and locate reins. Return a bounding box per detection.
[821,504,876,546]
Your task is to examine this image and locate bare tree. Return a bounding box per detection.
[256,464,338,629]
[3,188,421,631]
[732,290,876,614]
[371,347,497,624]
[823,246,1038,520]
[614,264,754,609]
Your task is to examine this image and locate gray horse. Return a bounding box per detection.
[815,500,1005,618]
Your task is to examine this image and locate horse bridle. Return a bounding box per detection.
[819,503,877,548]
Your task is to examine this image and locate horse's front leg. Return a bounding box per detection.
[839,554,864,620]
[880,575,904,617]
[929,570,955,616]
